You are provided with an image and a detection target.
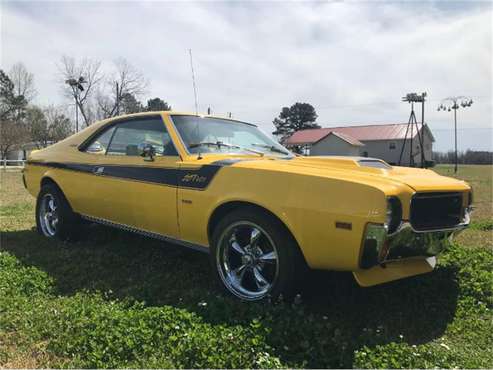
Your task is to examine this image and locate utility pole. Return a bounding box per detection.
[420,94,426,166]
[75,102,78,132]
[115,82,120,116]
[437,96,473,173]
[65,77,87,132]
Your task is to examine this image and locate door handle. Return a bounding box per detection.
[93,166,104,175]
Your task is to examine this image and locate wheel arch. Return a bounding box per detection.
[39,176,74,210]
[41,176,60,189]
[207,200,308,265]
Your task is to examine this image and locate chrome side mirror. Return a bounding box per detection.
[140,144,156,161]
[86,141,104,153]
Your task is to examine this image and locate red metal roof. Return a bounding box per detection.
[329,131,365,146]
[285,123,428,145]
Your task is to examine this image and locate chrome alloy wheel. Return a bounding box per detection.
[39,193,59,237]
[216,221,279,300]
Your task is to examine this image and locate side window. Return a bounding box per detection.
[389,142,396,150]
[106,118,177,157]
[85,126,116,155]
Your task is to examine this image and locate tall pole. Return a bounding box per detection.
[410,103,414,166]
[75,100,79,133]
[437,96,473,174]
[400,92,426,167]
[115,82,120,116]
[454,107,458,173]
[66,77,86,133]
[421,98,425,166]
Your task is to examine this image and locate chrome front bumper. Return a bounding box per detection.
[360,209,471,269]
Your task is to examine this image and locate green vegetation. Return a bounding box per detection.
[1,166,492,368]
[470,219,493,231]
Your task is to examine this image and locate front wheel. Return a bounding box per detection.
[211,208,305,301]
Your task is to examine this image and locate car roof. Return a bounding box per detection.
[103,111,257,127]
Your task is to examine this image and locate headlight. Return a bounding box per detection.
[386,197,402,234]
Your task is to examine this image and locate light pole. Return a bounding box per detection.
[65,77,86,132]
[399,92,427,167]
[437,96,473,173]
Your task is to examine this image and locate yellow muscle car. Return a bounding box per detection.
[23,111,472,301]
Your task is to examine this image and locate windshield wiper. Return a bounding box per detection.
[251,143,290,155]
[189,141,264,156]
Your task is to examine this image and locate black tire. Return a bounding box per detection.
[210,207,306,302]
[36,183,80,241]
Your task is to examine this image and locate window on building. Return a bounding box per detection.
[389,142,396,150]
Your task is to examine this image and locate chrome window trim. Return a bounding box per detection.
[80,213,209,254]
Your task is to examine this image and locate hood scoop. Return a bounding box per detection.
[358,159,392,169]
[292,156,389,170]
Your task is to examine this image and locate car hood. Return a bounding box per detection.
[227,155,471,193]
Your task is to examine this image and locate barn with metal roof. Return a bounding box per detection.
[284,123,435,166]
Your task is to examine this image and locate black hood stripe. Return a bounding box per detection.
[27,159,244,190]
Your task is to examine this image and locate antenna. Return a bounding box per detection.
[189,49,202,160]
[189,49,199,115]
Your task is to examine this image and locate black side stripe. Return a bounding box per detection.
[27,160,241,190]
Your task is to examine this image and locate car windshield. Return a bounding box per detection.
[171,115,293,158]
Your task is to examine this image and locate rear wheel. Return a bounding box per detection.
[36,183,80,241]
[211,208,304,301]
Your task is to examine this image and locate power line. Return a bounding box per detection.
[432,127,492,131]
[316,95,489,110]
[227,95,491,113]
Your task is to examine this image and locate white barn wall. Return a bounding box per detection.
[307,128,434,166]
[359,130,433,165]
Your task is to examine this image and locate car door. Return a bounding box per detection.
[80,115,181,238]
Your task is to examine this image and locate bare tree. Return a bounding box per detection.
[97,58,148,119]
[59,56,103,128]
[8,62,36,102]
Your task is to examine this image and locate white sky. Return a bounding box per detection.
[1,0,492,151]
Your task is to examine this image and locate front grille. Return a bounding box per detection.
[410,192,463,231]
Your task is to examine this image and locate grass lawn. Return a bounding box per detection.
[0,165,492,368]
[434,165,493,249]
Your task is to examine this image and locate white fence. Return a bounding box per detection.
[1,159,26,169]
